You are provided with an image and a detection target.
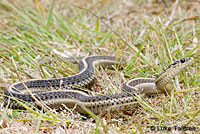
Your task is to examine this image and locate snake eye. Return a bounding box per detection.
[180,58,185,63]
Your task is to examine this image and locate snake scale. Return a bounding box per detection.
[4,56,194,114]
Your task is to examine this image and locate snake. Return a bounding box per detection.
[4,56,194,115]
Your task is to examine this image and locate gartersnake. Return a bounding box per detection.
[4,56,194,114]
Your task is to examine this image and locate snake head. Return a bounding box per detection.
[155,57,194,91]
[166,57,194,71]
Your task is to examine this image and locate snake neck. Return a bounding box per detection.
[122,78,165,95]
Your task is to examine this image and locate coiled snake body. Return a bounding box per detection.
[4,56,193,114]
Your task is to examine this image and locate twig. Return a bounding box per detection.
[164,0,179,27]
[160,0,169,17]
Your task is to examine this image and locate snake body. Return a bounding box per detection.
[4,56,193,114]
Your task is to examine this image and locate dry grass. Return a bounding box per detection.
[0,0,200,133]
